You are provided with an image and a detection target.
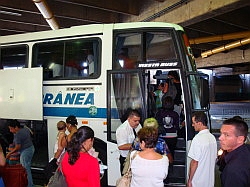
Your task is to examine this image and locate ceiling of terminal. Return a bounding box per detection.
[0,0,250,59]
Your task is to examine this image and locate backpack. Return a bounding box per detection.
[162,79,177,102]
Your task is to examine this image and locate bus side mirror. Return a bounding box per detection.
[200,77,209,108]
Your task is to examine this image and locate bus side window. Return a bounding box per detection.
[32,38,100,79]
[1,45,27,69]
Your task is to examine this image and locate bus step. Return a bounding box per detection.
[165,177,186,187]
[173,160,185,165]
[174,150,186,163]
[171,165,185,178]
[31,167,46,186]
[176,138,186,149]
[166,176,185,184]
[165,183,186,187]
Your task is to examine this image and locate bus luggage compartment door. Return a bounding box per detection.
[0,67,43,120]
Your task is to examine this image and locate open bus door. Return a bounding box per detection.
[0,67,43,120]
[107,69,146,186]
[107,68,212,186]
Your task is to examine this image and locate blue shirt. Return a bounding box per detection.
[14,127,33,152]
[132,137,170,155]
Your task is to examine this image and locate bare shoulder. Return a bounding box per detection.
[138,151,163,160]
[58,131,66,138]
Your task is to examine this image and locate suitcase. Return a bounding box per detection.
[0,164,28,187]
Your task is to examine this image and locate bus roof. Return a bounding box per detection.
[0,22,184,45]
[113,22,183,31]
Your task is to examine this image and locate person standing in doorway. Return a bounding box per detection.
[162,71,182,116]
[219,117,250,187]
[153,83,165,109]
[155,96,179,158]
[166,71,182,106]
[116,109,142,175]
[187,112,217,187]
[7,120,35,187]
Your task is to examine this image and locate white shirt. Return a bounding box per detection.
[130,151,169,187]
[188,129,217,187]
[116,120,142,157]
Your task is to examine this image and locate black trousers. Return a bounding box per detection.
[163,137,177,158]
[44,158,58,185]
[119,155,126,175]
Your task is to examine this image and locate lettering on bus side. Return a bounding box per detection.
[43,93,94,105]
[138,62,178,68]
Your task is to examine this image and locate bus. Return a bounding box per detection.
[0,22,209,186]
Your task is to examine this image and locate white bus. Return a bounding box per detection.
[0,22,209,186]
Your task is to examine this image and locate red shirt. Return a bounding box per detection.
[61,152,100,187]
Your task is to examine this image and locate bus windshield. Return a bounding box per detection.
[113,30,178,70]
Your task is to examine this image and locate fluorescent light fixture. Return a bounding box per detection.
[47,18,59,30]
[0,10,22,16]
[33,0,59,30]
[33,0,52,19]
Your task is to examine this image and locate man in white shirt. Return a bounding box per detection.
[187,111,217,187]
[116,109,142,175]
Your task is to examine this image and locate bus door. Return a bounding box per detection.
[106,69,146,185]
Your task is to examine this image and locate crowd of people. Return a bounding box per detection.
[0,97,249,187]
[0,115,101,187]
[116,68,249,187]
[116,109,250,187]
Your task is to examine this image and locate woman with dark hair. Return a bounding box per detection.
[65,115,78,142]
[7,119,34,187]
[130,127,169,187]
[61,126,100,187]
[163,70,182,106]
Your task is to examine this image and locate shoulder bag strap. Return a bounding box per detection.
[127,151,137,171]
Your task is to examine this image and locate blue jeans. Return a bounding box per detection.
[0,177,5,187]
[20,145,35,187]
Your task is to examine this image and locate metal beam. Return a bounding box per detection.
[196,48,250,68]
[190,31,250,44]
[54,0,140,15]
[201,37,250,58]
